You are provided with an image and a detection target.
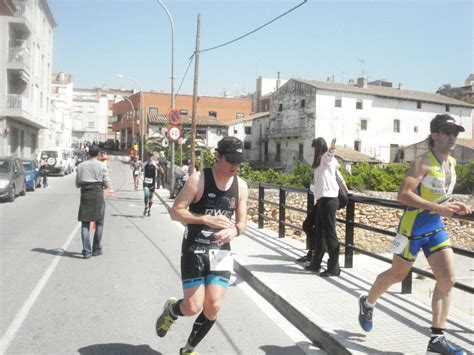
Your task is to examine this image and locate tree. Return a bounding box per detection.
[436,84,463,100]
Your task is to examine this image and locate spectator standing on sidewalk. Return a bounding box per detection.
[155,136,249,355]
[305,137,342,277]
[157,151,167,189]
[358,114,471,355]
[76,144,111,259]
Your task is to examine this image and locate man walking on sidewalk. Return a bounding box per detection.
[76,144,111,259]
[358,115,471,354]
[155,136,249,355]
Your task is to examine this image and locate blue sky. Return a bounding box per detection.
[49,0,473,97]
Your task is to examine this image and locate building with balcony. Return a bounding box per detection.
[50,72,73,148]
[0,0,56,157]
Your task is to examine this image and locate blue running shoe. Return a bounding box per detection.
[426,336,466,355]
[358,295,373,332]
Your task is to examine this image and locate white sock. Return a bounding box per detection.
[365,298,375,308]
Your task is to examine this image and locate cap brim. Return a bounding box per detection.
[224,153,244,163]
[440,123,465,133]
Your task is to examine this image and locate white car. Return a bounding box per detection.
[39,148,75,176]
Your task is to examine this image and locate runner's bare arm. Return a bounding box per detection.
[397,157,460,217]
[170,171,234,229]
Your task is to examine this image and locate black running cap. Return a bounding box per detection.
[216,136,244,163]
[430,114,465,133]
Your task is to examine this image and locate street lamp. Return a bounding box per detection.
[117,74,145,163]
[156,0,176,197]
[117,95,136,149]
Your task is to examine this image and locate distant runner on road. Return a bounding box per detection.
[358,114,471,355]
[155,137,248,355]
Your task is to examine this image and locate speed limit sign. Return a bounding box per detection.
[168,125,181,141]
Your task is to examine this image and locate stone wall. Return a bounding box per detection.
[247,190,474,253]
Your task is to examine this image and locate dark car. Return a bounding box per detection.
[0,156,27,202]
[21,159,41,191]
[73,149,87,166]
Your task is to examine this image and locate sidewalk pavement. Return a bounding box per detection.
[153,185,473,355]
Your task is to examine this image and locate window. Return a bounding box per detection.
[87,121,95,128]
[354,140,361,151]
[356,100,363,110]
[300,99,305,108]
[75,106,83,113]
[278,103,283,112]
[414,126,418,133]
[445,105,450,112]
[31,133,37,152]
[149,107,158,114]
[393,119,400,133]
[361,119,367,130]
[180,108,188,115]
[417,101,422,109]
[299,143,304,161]
[40,92,43,108]
[87,106,95,113]
[209,111,217,117]
[276,143,281,162]
[234,129,238,134]
[244,141,251,150]
[335,98,342,108]
[244,126,251,134]
[236,112,244,119]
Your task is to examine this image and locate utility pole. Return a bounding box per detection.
[190,13,201,173]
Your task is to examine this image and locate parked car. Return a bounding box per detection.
[0,156,27,202]
[39,148,75,176]
[21,159,41,191]
[73,149,87,166]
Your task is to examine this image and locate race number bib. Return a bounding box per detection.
[209,249,233,271]
[144,177,153,184]
[134,170,139,176]
[387,233,408,254]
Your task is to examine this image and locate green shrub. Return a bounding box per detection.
[454,161,474,194]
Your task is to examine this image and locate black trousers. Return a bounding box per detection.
[311,197,340,274]
[302,204,317,250]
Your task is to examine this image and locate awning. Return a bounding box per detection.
[147,113,228,127]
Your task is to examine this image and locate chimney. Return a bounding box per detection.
[276,72,281,90]
[398,82,404,90]
[357,77,368,88]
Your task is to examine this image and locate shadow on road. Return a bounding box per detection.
[78,343,161,354]
[110,213,144,219]
[31,247,83,259]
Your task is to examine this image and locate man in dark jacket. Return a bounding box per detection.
[76,144,111,259]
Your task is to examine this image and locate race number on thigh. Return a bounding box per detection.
[209,249,233,272]
[387,233,409,254]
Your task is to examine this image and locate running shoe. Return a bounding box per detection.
[426,335,466,355]
[180,348,198,355]
[143,207,148,216]
[147,209,151,217]
[358,295,373,332]
[156,298,177,337]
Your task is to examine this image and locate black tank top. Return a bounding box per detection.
[183,168,239,251]
[143,162,156,187]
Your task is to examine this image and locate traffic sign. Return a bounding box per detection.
[168,125,181,142]
[161,137,169,147]
[167,109,181,125]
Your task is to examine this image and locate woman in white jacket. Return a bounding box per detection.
[306,137,341,276]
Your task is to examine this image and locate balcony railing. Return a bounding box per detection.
[268,126,306,138]
[8,46,31,69]
[7,94,31,114]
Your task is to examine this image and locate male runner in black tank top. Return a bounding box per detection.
[142,152,157,217]
[155,137,249,355]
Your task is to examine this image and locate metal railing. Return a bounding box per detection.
[248,182,474,294]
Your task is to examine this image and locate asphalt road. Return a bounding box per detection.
[0,157,324,355]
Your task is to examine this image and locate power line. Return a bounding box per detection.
[199,0,307,54]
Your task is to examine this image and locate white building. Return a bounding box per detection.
[0,0,56,157]
[50,72,73,148]
[249,78,473,170]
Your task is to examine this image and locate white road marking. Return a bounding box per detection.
[0,222,81,354]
